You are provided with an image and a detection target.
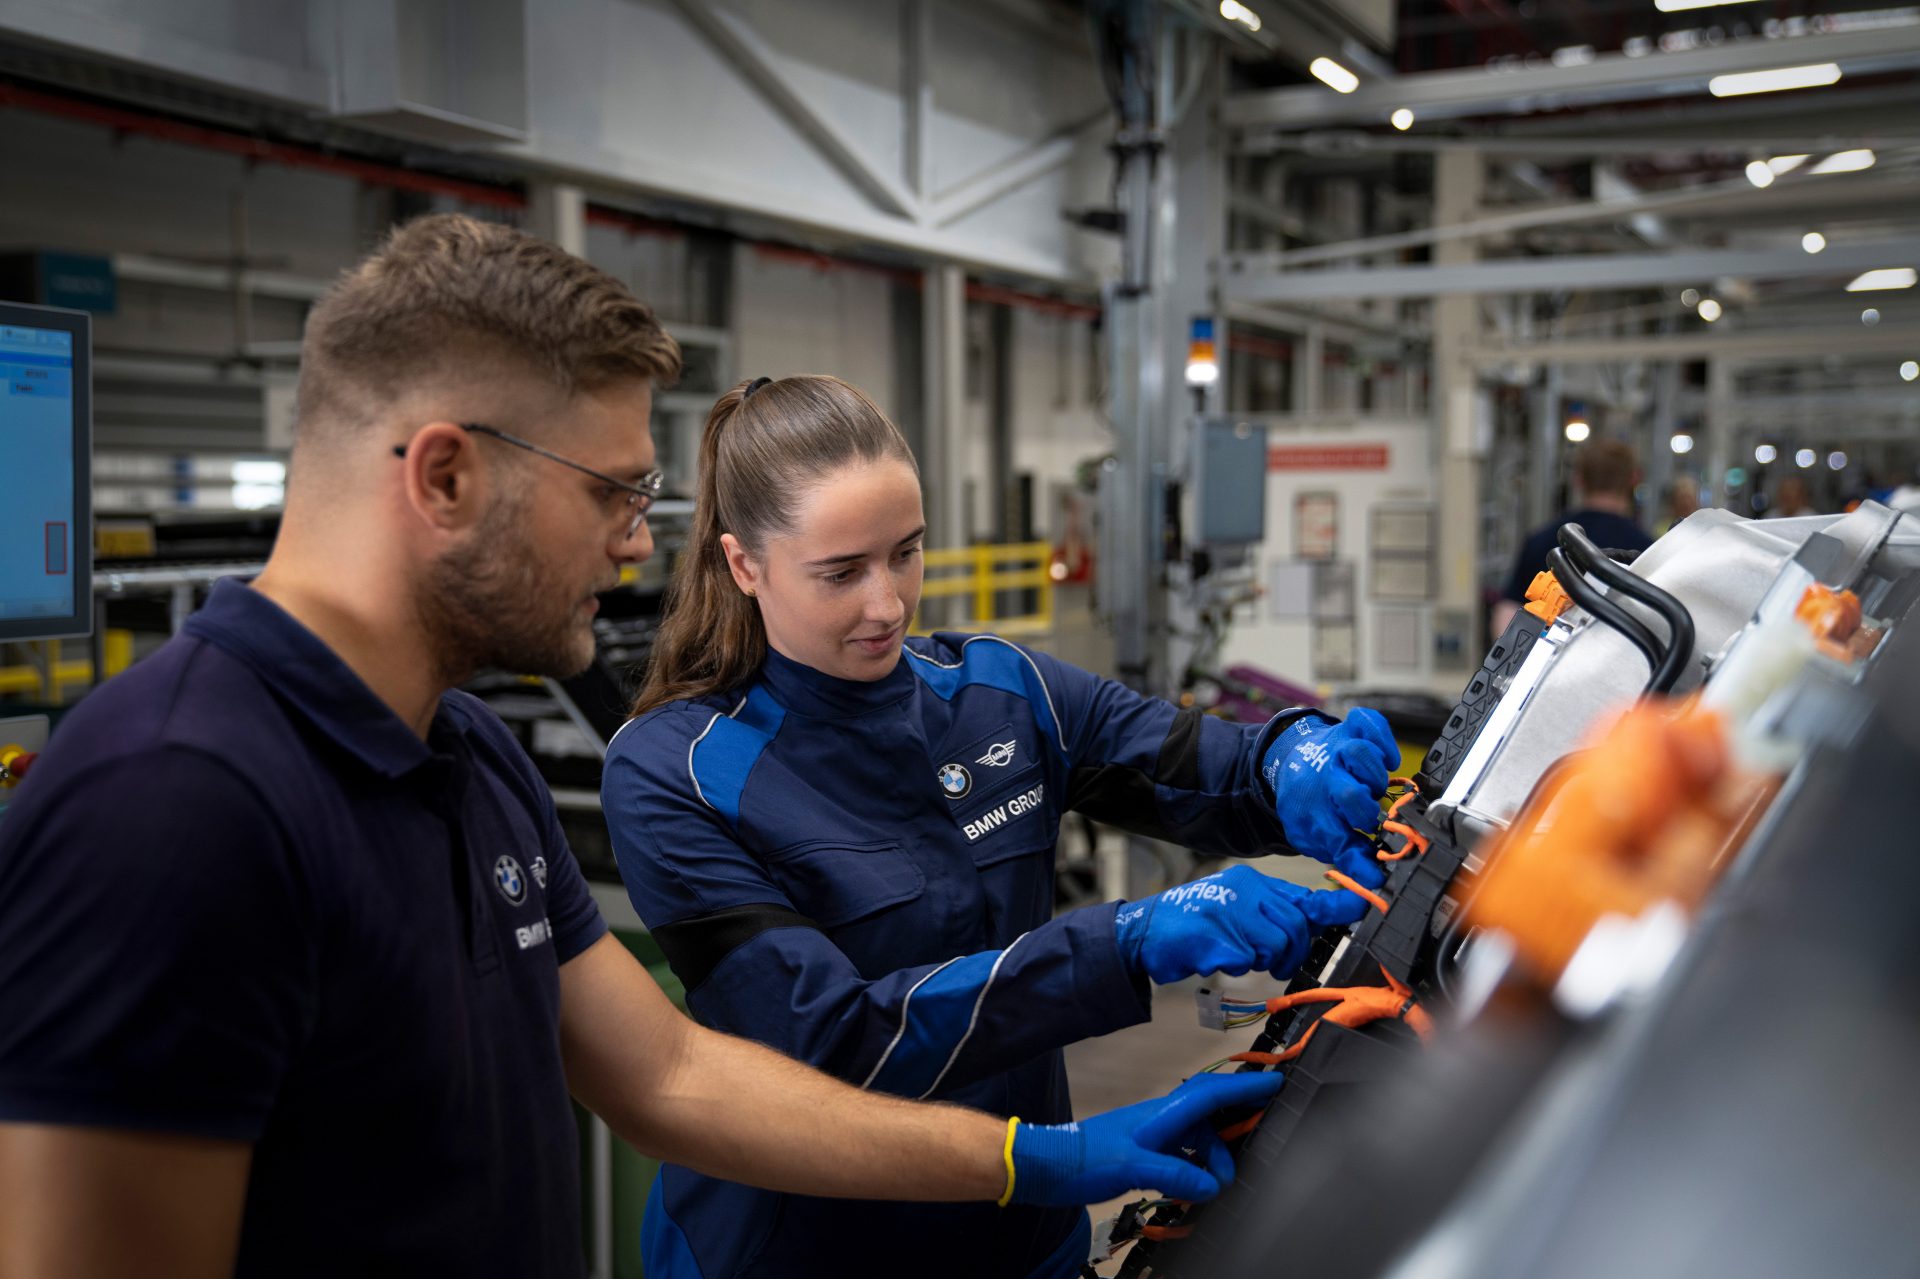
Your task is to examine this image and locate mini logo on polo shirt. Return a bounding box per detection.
[531,855,549,889]
[937,762,972,799]
[494,855,528,905]
[976,740,1018,768]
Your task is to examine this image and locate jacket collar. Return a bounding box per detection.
[755,643,918,719]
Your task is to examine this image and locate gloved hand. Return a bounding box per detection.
[1003,1070,1286,1207]
[1264,709,1402,890]
[1113,864,1366,985]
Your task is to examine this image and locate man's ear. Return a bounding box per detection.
[719,532,761,598]
[398,421,487,531]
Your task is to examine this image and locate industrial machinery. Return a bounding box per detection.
[0,300,89,827]
[1105,503,1920,1278]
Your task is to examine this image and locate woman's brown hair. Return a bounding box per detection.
[630,375,917,717]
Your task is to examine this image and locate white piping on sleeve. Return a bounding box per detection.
[686,695,748,813]
[917,931,1029,1100]
[861,955,961,1090]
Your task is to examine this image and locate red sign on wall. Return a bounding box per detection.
[1268,444,1390,472]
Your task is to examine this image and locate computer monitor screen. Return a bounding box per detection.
[0,302,90,642]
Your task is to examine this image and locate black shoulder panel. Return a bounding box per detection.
[650,902,821,994]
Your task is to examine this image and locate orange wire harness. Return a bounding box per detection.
[1214,1112,1262,1143]
[1372,779,1430,862]
[1324,868,1391,916]
[1141,1225,1193,1241]
[1227,963,1433,1070]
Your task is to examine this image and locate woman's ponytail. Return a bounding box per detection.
[630,383,768,715]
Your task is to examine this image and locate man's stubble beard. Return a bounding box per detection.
[418,494,595,686]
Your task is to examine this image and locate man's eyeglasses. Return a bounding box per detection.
[393,423,664,541]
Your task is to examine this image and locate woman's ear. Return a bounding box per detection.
[719,532,761,599]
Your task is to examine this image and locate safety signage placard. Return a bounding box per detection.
[1267,444,1390,471]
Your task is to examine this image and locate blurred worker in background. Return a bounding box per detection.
[603,373,1401,1279]
[0,216,1285,1277]
[1493,439,1654,635]
[1773,475,1819,518]
[1655,477,1702,537]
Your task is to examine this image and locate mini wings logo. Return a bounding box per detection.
[975,740,1018,768]
[937,762,973,799]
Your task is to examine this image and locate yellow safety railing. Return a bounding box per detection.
[0,632,136,704]
[913,542,1054,638]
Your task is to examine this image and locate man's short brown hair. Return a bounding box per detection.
[1574,440,1639,499]
[295,213,682,445]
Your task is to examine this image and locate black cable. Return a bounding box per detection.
[1546,546,1665,684]
[1557,523,1696,693]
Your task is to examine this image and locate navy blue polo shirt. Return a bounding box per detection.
[0,579,607,1275]
[1501,508,1655,602]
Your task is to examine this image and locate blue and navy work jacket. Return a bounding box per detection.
[602,634,1309,1279]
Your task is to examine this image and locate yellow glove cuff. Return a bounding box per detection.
[997,1116,1021,1208]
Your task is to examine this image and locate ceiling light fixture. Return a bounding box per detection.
[1848,268,1918,292]
[1310,57,1360,93]
[1218,0,1262,32]
[1744,160,1776,188]
[1802,231,1827,253]
[1708,63,1842,97]
[1796,448,1817,468]
[1901,360,1919,382]
[1564,419,1591,443]
[1698,298,1724,321]
[1809,149,1875,174]
[1671,433,1696,454]
[1755,443,1779,464]
[1390,108,1414,131]
[1656,0,1764,10]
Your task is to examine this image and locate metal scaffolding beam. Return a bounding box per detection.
[904,0,935,200]
[1223,237,1920,302]
[1223,25,1920,129]
[930,111,1106,227]
[1229,172,1770,271]
[1467,323,1920,366]
[1237,130,1920,159]
[670,0,921,221]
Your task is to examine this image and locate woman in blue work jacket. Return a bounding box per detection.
[601,375,1400,1279]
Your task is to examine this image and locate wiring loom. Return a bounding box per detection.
[1106,778,1471,1277]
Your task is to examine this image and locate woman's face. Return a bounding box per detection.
[722,457,925,682]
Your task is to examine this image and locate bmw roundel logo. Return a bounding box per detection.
[937,762,972,799]
[494,855,528,905]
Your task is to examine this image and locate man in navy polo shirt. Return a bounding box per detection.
[0,215,1281,1276]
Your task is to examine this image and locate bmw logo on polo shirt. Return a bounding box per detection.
[494,855,528,905]
[936,762,971,799]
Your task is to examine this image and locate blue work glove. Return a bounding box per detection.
[1264,709,1402,890]
[1003,1070,1286,1207]
[1113,864,1367,985]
